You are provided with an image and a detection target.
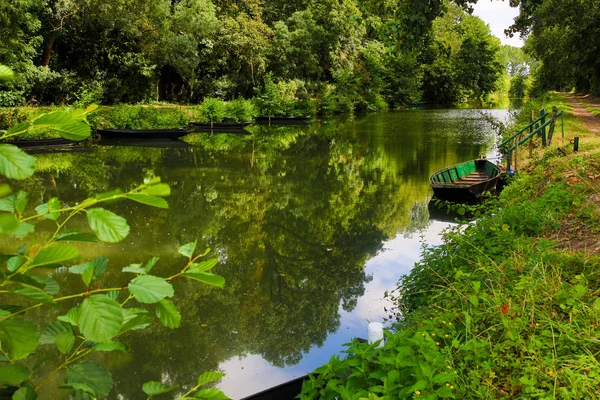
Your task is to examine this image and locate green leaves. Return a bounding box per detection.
[192,373,230,399]
[156,299,181,329]
[189,259,218,273]
[87,208,130,242]
[65,361,113,399]
[184,272,225,289]
[128,275,174,304]
[32,111,91,141]
[0,144,36,180]
[30,244,80,269]
[6,122,30,136]
[142,381,178,397]
[119,308,151,333]
[142,183,171,197]
[0,65,14,81]
[56,231,99,242]
[12,386,37,400]
[125,193,168,209]
[193,388,231,399]
[179,241,197,258]
[197,372,225,386]
[78,295,123,343]
[94,341,127,353]
[0,318,39,360]
[35,197,60,221]
[56,330,76,354]
[0,364,30,385]
[69,256,108,286]
[40,321,73,345]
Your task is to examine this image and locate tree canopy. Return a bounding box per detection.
[0,0,508,108]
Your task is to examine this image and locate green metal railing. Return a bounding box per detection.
[501,107,564,170]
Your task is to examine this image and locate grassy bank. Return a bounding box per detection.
[0,94,317,139]
[300,93,600,399]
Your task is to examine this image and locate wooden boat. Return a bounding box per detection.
[240,338,367,400]
[2,138,79,148]
[96,128,193,139]
[429,159,501,201]
[190,121,252,131]
[255,116,310,125]
[241,375,307,400]
[97,138,192,149]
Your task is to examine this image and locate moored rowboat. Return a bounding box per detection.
[2,138,79,148]
[96,128,193,139]
[255,116,310,125]
[429,159,501,201]
[190,121,252,130]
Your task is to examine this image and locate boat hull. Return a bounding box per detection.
[431,176,501,201]
[97,138,192,148]
[430,159,501,202]
[190,121,252,132]
[255,116,310,125]
[96,129,193,139]
[2,138,79,148]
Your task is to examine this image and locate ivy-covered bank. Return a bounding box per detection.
[300,97,600,399]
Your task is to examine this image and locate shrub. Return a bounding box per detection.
[224,98,256,122]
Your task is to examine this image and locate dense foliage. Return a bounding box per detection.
[508,0,600,95]
[0,0,505,110]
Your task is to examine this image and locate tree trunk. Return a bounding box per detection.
[41,33,57,67]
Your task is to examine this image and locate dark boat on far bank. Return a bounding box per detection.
[97,138,192,148]
[2,138,79,148]
[96,128,193,139]
[255,116,310,125]
[430,159,501,201]
[1,138,87,154]
[190,121,252,132]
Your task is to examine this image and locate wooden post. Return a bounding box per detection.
[561,113,565,143]
[540,108,547,147]
[547,106,558,146]
[529,110,534,157]
[574,137,579,152]
[514,135,520,172]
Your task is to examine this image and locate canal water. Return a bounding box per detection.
[1,108,512,399]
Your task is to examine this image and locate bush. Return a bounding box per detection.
[197,98,227,122]
[224,98,256,122]
[90,105,190,130]
[0,91,25,107]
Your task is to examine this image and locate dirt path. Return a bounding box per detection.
[562,93,600,134]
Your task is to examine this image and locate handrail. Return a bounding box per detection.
[504,108,564,170]
[498,111,548,149]
[504,111,563,153]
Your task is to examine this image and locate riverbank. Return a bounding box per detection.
[300,93,600,399]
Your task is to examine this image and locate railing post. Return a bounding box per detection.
[547,106,558,146]
[540,108,547,147]
[514,135,520,173]
[561,113,565,143]
[529,109,534,157]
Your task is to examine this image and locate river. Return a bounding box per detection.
[0,108,512,399]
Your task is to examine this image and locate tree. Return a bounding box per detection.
[455,16,503,103]
[516,0,600,94]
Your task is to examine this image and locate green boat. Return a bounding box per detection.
[429,159,501,201]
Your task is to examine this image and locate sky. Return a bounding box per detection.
[471,0,524,47]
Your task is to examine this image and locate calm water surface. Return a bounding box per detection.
[1,109,511,399]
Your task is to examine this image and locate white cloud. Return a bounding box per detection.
[471,1,524,47]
